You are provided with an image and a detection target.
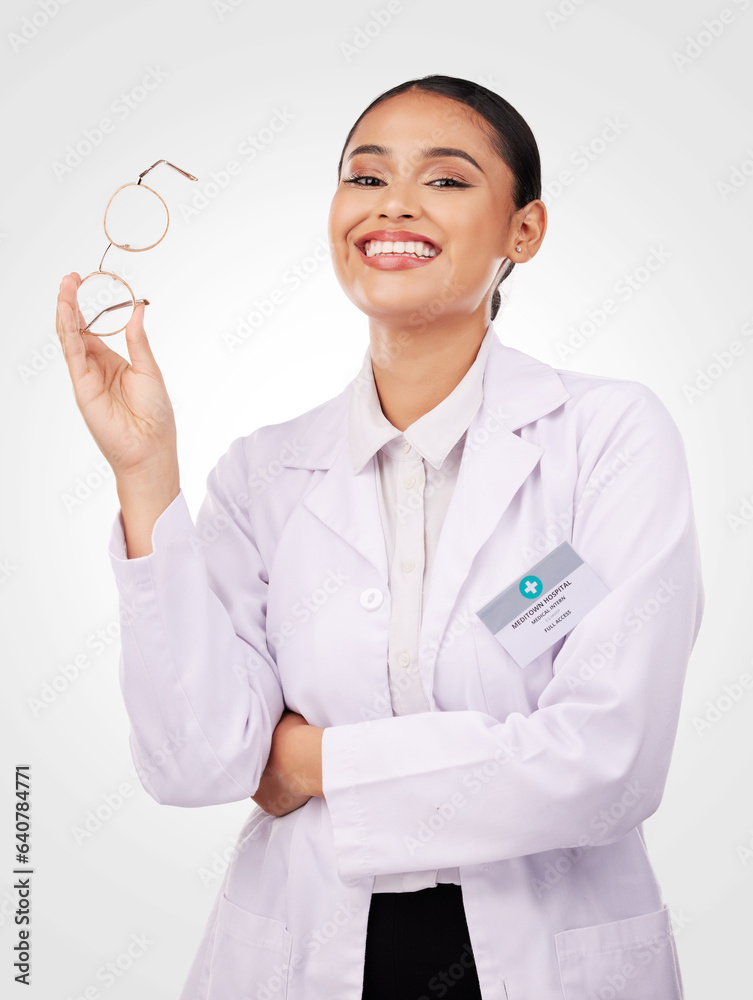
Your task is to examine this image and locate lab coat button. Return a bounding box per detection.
[360,588,384,610]
[403,475,416,489]
[398,651,411,667]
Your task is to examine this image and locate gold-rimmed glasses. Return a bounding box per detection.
[76,159,198,336]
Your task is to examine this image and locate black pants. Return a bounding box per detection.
[360,883,483,1000]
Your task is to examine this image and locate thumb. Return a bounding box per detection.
[123,301,161,375]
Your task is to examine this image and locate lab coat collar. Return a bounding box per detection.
[347,323,493,475]
[281,322,571,473]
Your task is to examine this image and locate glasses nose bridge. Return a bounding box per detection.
[98,241,117,271]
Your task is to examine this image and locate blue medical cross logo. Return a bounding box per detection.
[519,575,543,599]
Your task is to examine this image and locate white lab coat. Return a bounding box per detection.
[109,323,704,1000]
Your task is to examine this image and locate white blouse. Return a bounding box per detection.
[347,324,494,891]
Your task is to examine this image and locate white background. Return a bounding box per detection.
[1,0,752,996]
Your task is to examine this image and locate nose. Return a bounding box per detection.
[376,174,422,222]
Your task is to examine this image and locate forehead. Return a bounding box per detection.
[346,89,502,162]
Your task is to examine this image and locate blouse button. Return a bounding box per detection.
[360,588,384,610]
[398,651,411,668]
[401,441,411,454]
[401,561,415,573]
[403,475,416,489]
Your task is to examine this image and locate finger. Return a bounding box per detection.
[56,300,89,383]
[58,274,112,365]
[60,273,80,311]
[123,301,162,375]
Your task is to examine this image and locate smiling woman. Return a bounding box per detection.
[54,74,703,1000]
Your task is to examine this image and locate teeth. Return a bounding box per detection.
[364,239,437,258]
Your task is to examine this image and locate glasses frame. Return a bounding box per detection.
[78,159,198,336]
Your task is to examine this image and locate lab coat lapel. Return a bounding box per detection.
[284,389,390,582]
[303,435,390,582]
[418,334,571,686]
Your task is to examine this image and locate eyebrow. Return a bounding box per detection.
[346,144,484,173]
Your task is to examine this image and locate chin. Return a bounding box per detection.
[354,298,434,323]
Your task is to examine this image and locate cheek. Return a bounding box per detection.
[327,200,351,274]
[326,196,341,245]
[451,232,500,280]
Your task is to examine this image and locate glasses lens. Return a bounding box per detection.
[77,273,134,336]
[105,182,168,251]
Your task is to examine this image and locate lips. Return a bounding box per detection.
[354,230,441,255]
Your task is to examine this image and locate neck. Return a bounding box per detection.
[367,312,489,432]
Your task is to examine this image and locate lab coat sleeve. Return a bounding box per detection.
[321,382,705,880]
[108,434,284,807]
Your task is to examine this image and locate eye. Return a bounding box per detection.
[429,177,470,188]
[342,174,384,187]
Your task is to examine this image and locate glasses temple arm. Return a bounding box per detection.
[137,160,198,184]
[81,298,150,333]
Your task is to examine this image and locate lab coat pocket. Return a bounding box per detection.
[554,904,683,999]
[208,892,293,1000]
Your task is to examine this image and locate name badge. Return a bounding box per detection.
[474,542,610,668]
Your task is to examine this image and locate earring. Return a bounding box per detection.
[515,245,522,252]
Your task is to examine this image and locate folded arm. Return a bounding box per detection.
[321,384,705,880]
[110,434,285,807]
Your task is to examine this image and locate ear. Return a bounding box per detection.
[508,200,547,260]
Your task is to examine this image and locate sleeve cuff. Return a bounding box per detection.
[107,488,194,585]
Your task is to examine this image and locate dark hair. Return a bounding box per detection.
[336,74,542,321]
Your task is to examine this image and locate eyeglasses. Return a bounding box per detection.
[76,159,198,336]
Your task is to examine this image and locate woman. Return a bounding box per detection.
[56,75,704,1000]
